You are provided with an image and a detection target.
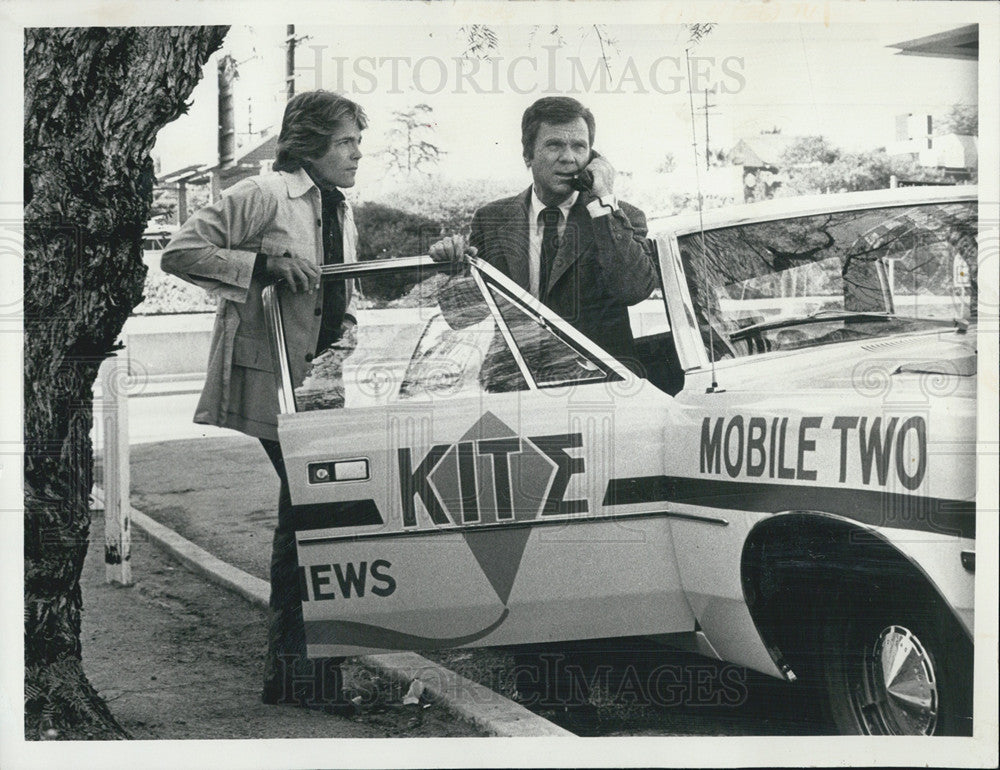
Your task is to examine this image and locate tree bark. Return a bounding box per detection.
[23,26,227,740]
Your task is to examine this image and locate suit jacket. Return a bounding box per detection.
[468,188,656,361]
[161,168,358,441]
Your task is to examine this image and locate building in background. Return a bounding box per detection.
[887,27,979,183]
[888,24,978,61]
[726,134,801,202]
[888,113,977,182]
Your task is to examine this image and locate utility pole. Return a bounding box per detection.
[217,55,236,169]
[286,24,296,100]
[696,89,719,170]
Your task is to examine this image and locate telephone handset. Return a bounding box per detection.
[570,149,600,192]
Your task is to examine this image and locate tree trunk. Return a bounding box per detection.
[23,26,227,740]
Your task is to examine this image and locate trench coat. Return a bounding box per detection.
[161,168,358,441]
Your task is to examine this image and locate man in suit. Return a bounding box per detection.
[430,96,656,364]
[161,90,364,716]
[431,97,656,710]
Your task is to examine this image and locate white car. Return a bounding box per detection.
[263,185,978,736]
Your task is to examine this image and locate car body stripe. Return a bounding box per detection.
[304,608,509,650]
[290,499,383,530]
[603,476,975,539]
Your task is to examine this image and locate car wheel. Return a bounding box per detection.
[820,594,972,736]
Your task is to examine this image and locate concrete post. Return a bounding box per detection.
[98,354,132,585]
[177,180,188,224]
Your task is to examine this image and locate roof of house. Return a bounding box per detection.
[158,131,277,189]
[889,25,978,61]
[728,135,797,169]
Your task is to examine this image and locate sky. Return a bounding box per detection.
[153,18,978,188]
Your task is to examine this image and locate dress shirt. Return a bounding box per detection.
[528,189,576,298]
[527,188,620,298]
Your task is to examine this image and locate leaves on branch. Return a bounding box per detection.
[383,103,445,176]
[686,23,717,47]
[460,25,499,59]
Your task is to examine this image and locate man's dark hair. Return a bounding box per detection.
[273,91,368,172]
[521,96,596,160]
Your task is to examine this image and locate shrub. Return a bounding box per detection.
[355,176,519,235]
[353,202,442,261]
[133,269,216,315]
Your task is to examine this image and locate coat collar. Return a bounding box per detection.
[280,169,352,222]
[503,190,532,289]
[283,167,318,199]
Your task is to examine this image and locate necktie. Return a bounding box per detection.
[316,188,347,354]
[538,206,561,301]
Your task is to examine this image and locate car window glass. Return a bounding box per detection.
[283,264,526,412]
[676,201,976,358]
[485,283,622,388]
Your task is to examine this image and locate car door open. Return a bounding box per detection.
[264,256,694,658]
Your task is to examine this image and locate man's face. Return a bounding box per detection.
[526,118,591,205]
[306,121,364,189]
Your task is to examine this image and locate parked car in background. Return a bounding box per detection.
[262,186,978,736]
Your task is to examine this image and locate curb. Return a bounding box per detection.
[113,497,573,738]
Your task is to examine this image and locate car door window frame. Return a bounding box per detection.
[262,255,636,415]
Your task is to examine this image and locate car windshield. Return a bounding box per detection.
[279,260,621,413]
[676,201,977,359]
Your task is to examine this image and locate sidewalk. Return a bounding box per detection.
[80,509,483,739]
[89,433,572,739]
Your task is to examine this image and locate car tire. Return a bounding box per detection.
[818,591,972,736]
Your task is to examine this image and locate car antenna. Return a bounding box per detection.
[685,47,723,393]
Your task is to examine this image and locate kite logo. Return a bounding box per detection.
[398,412,588,530]
[397,412,588,607]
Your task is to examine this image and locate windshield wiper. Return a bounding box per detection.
[728,310,895,340]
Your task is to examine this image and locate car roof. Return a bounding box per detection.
[649,185,978,237]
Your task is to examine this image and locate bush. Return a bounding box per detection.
[133,269,216,315]
[353,202,442,261]
[355,176,519,235]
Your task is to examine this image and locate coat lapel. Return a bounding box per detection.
[498,189,531,290]
[546,197,594,294]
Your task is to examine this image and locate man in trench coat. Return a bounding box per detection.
[161,90,365,715]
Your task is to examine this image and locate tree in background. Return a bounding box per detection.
[937,103,978,136]
[460,24,500,59]
[24,25,228,739]
[655,153,677,174]
[384,104,445,176]
[781,135,839,166]
[149,188,178,223]
[779,136,949,196]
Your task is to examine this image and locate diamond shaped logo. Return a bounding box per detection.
[423,412,557,604]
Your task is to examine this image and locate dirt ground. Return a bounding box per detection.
[80,511,483,740]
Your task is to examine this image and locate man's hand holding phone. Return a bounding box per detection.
[574,151,616,199]
[428,234,478,263]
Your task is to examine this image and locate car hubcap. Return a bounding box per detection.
[865,624,938,735]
